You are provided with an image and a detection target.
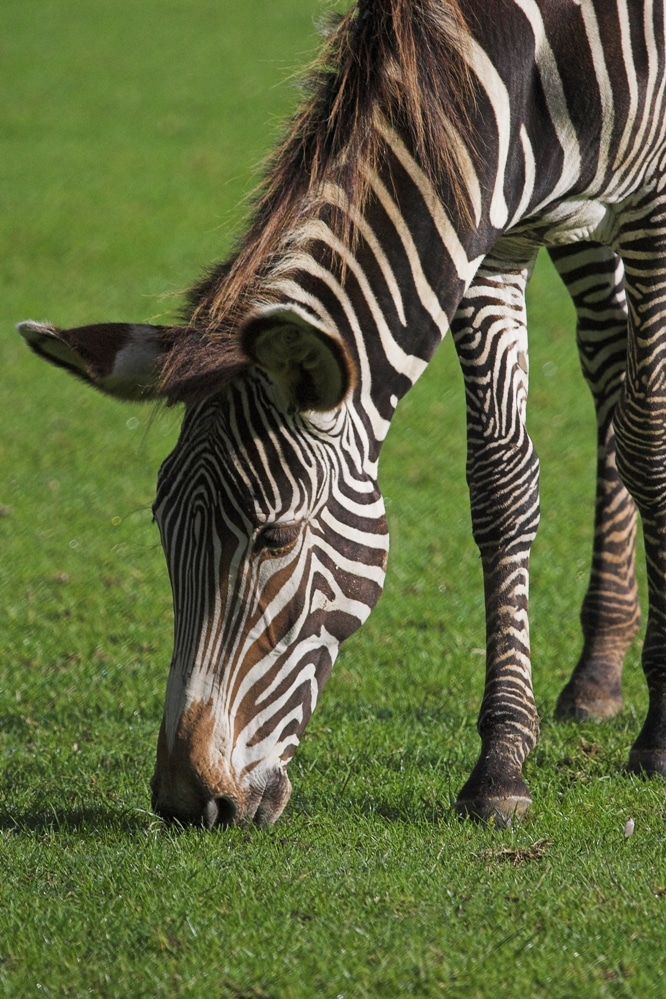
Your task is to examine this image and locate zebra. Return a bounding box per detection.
[17,0,666,827]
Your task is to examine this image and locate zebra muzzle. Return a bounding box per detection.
[150,704,294,829]
[152,772,292,829]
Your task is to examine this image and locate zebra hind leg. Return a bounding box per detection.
[549,245,640,722]
[451,258,539,826]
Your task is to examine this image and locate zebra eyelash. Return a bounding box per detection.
[253,520,303,556]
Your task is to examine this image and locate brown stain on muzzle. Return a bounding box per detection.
[151,698,238,823]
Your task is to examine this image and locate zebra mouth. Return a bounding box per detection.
[151,768,292,830]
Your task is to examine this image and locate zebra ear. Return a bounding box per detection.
[16,320,179,401]
[241,309,354,412]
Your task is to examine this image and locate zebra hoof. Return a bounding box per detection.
[454,774,532,827]
[627,749,666,779]
[554,683,623,722]
[454,794,532,828]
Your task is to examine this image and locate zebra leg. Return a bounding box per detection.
[549,244,640,721]
[451,257,540,825]
[613,241,666,779]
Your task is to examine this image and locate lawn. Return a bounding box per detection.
[1,2,665,997]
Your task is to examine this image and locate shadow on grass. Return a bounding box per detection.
[361,798,455,823]
[289,788,458,826]
[0,804,157,836]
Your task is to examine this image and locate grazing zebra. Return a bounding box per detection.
[18,0,666,827]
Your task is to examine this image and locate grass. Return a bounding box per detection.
[1,1,665,997]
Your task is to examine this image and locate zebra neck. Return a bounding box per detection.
[267,140,494,450]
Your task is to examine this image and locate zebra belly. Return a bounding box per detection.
[499,198,616,258]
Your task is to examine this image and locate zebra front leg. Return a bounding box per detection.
[613,246,666,779]
[549,244,640,721]
[451,260,540,825]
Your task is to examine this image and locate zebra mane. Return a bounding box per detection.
[161,0,474,401]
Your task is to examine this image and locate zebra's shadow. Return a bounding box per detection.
[0,805,156,836]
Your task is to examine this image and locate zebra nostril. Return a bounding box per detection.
[202,795,238,830]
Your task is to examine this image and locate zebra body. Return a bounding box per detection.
[18,0,666,825]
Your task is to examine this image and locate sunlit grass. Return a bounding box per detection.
[1,2,665,997]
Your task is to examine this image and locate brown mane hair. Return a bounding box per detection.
[162,0,474,400]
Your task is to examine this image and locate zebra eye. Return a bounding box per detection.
[254,520,302,556]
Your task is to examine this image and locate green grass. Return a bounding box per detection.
[1,2,665,997]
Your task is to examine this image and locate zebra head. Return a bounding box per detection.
[18,315,389,828]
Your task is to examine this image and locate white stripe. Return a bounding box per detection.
[613,0,640,169]
[580,1,615,193]
[321,181,407,326]
[513,0,582,203]
[379,123,485,289]
[507,125,537,228]
[463,36,511,229]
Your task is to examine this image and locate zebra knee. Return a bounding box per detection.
[466,434,541,558]
[613,396,666,518]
